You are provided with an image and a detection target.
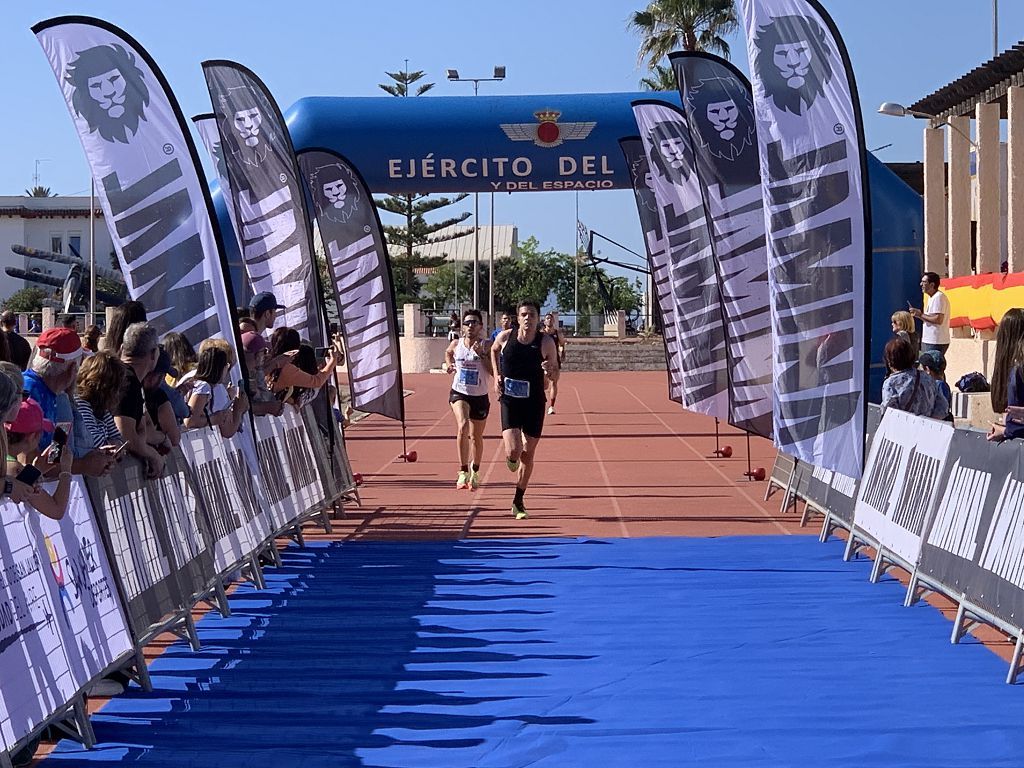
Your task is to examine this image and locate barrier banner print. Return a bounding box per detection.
[85,452,214,638]
[0,501,76,751]
[25,478,132,690]
[853,409,953,566]
[632,100,729,419]
[34,17,240,355]
[920,430,1024,628]
[300,408,354,502]
[180,429,272,573]
[671,52,773,439]
[619,137,683,403]
[253,408,325,532]
[202,60,324,346]
[297,149,405,421]
[739,0,870,477]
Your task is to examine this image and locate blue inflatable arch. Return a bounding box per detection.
[216,91,922,400]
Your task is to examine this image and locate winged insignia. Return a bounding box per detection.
[500,110,596,148]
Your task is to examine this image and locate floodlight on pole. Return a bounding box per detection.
[878,102,978,148]
[448,66,508,314]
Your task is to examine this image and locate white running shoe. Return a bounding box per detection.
[547,406,555,415]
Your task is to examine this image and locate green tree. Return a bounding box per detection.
[24,185,55,197]
[421,261,469,310]
[485,236,559,312]
[640,63,679,91]
[375,65,472,305]
[3,286,49,313]
[629,0,738,68]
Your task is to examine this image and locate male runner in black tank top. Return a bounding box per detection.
[490,300,559,519]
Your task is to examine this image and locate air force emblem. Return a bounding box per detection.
[500,110,595,148]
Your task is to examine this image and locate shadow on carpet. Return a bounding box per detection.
[43,536,1024,767]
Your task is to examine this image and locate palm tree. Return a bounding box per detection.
[629,0,738,67]
[24,185,55,197]
[640,64,679,91]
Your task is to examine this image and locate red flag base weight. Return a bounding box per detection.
[399,451,418,463]
[353,473,364,486]
[713,445,733,458]
[744,467,767,482]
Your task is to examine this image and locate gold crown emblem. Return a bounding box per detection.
[534,110,561,124]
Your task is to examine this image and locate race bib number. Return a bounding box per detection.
[458,365,480,388]
[504,377,530,399]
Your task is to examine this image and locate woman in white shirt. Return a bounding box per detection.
[183,346,249,438]
[442,308,493,490]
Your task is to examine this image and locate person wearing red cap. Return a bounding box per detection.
[4,397,73,520]
[24,327,85,452]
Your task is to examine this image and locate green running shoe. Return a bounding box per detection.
[506,457,520,473]
[469,470,481,490]
[512,501,528,520]
[456,470,470,489]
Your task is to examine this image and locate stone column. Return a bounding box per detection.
[403,303,423,338]
[1009,87,1024,273]
[976,101,1001,274]
[924,126,947,275]
[947,115,973,278]
[41,307,55,331]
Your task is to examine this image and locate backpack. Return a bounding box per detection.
[956,371,990,393]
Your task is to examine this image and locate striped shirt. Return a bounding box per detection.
[73,397,122,450]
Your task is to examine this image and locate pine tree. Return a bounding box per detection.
[376,65,472,306]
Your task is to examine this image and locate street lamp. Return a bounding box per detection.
[877,102,978,148]
[448,66,506,318]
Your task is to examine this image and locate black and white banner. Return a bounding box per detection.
[85,452,215,638]
[297,149,405,422]
[34,17,238,350]
[193,113,241,254]
[0,501,77,751]
[619,137,682,404]
[920,431,1024,628]
[671,52,773,439]
[253,407,325,531]
[632,100,729,419]
[202,61,323,346]
[853,409,953,566]
[739,0,869,477]
[179,429,272,574]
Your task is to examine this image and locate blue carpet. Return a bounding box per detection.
[43,536,1024,767]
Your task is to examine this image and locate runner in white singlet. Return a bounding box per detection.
[442,309,493,490]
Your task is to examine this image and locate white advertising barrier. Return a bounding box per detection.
[180,427,273,573]
[0,501,76,751]
[26,479,132,692]
[253,408,325,533]
[852,408,954,568]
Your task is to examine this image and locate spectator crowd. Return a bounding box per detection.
[0,292,344,521]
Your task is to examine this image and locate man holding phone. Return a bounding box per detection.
[908,272,951,355]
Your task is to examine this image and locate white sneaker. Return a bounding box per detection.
[547,406,555,415]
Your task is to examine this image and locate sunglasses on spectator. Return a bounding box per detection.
[463,318,480,325]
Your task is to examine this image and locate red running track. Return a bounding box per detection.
[329,371,807,541]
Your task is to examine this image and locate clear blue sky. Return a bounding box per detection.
[6,1,1024,283]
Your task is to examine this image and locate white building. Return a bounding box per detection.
[0,195,112,303]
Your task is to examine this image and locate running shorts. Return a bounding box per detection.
[449,390,490,421]
[500,397,545,438]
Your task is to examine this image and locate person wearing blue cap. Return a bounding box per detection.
[918,349,953,423]
[249,291,286,336]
